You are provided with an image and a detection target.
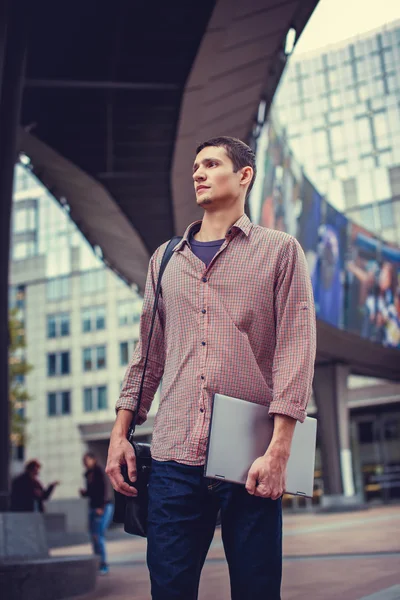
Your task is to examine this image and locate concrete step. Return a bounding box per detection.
[0,555,97,600]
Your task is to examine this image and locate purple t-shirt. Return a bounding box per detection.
[190,231,225,267]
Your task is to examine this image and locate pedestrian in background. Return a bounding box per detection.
[80,452,113,575]
[10,459,59,512]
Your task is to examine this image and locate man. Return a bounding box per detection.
[80,452,114,575]
[10,459,59,512]
[106,137,316,599]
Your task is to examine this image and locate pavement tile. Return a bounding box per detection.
[57,504,400,599]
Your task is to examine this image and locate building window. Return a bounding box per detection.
[378,200,395,230]
[343,178,358,209]
[80,270,106,294]
[354,205,375,230]
[96,346,106,369]
[13,240,36,260]
[81,306,106,332]
[13,206,36,233]
[82,346,107,371]
[119,340,137,366]
[47,277,70,301]
[83,348,92,371]
[47,313,70,338]
[117,300,141,326]
[9,285,26,310]
[47,391,71,416]
[83,386,107,412]
[47,352,70,376]
[389,166,400,197]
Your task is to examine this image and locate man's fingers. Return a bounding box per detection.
[125,452,137,483]
[108,467,137,497]
[245,470,257,495]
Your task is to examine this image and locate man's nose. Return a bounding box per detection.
[193,169,206,182]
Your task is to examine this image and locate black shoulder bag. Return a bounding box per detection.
[113,236,182,536]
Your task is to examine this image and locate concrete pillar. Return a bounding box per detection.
[313,363,358,507]
[0,0,28,511]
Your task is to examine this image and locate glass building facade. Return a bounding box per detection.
[273,19,400,244]
[9,163,147,502]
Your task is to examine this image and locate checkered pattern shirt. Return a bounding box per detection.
[116,214,316,465]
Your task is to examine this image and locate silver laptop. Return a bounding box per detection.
[204,393,317,498]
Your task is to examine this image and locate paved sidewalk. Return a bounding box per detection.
[55,505,400,600]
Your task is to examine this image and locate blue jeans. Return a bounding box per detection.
[89,502,114,567]
[147,460,282,600]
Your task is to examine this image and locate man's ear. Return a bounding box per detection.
[240,166,253,187]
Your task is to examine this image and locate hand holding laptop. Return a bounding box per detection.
[245,448,288,500]
[245,414,295,499]
[205,393,317,498]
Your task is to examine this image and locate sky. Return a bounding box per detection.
[294,0,400,55]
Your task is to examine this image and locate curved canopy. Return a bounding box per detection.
[18,0,319,290]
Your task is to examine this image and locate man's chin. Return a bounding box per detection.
[197,196,213,206]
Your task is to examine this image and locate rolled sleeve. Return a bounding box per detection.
[116,247,166,422]
[269,236,317,423]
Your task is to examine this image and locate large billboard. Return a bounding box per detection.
[345,224,400,348]
[251,117,400,347]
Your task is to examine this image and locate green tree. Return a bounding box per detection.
[9,308,32,446]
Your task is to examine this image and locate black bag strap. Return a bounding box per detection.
[127,236,182,443]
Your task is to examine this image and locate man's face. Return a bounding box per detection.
[192,146,245,208]
[83,455,95,469]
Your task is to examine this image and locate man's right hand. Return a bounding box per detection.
[106,411,138,497]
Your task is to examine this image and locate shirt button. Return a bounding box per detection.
[201,341,206,346]
[200,408,204,413]
[202,277,207,283]
[202,309,206,314]
[228,229,232,235]
[201,375,205,380]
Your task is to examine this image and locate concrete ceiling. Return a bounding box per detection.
[18,0,319,291]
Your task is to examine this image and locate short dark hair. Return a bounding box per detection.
[25,459,41,473]
[84,451,96,461]
[195,136,256,199]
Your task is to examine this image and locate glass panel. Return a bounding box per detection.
[96,306,106,330]
[47,354,56,376]
[47,277,70,301]
[47,316,57,338]
[379,201,394,229]
[374,112,388,139]
[83,388,93,412]
[83,348,92,371]
[48,393,57,416]
[80,270,106,294]
[82,307,92,332]
[14,209,28,233]
[61,391,70,415]
[120,342,128,366]
[356,117,371,143]
[118,302,129,326]
[61,352,70,375]
[60,313,70,336]
[96,346,106,369]
[358,205,375,230]
[97,386,107,410]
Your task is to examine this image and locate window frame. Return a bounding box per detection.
[47,390,71,416]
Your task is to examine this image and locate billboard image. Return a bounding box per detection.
[256,123,303,238]
[251,115,400,348]
[345,225,400,348]
[310,201,348,329]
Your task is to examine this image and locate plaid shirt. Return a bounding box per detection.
[117,214,316,465]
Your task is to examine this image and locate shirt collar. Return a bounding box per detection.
[173,213,253,252]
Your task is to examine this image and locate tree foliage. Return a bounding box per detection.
[9,308,32,445]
